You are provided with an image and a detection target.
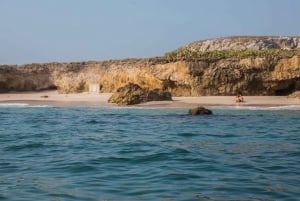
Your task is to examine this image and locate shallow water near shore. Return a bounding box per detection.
[0,106,299,200]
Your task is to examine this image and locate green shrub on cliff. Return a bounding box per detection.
[164,48,300,61]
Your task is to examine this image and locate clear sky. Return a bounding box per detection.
[0,0,299,64]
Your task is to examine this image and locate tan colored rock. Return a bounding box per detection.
[288,91,300,98]
[108,83,172,105]
[272,56,300,80]
[1,55,299,96]
[1,37,300,96]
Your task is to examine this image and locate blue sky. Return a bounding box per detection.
[0,0,299,64]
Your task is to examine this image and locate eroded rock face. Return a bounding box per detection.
[108,83,172,105]
[1,37,300,96]
[108,83,146,105]
[1,55,299,96]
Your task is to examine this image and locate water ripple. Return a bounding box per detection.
[0,107,299,200]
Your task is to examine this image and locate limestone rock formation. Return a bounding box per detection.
[108,83,172,105]
[181,36,300,51]
[147,88,172,101]
[0,36,300,96]
[188,106,212,115]
[288,91,300,99]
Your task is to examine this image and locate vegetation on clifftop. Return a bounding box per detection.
[164,48,300,61]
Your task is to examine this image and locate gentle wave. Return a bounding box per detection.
[211,105,300,110]
[1,102,300,110]
[0,103,29,107]
[107,104,300,110]
[0,103,51,107]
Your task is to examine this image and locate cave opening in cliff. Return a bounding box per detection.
[0,81,8,92]
[274,82,296,96]
[45,85,58,91]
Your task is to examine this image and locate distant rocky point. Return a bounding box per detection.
[0,36,300,96]
[181,36,300,51]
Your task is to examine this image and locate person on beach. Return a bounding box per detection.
[235,94,244,103]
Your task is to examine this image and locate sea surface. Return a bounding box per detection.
[0,104,299,201]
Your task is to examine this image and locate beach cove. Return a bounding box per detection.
[1,90,300,108]
[1,36,300,200]
[1,0,300,199]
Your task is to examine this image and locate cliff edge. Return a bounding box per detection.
[181,36,300,51]
[1,36,300,96]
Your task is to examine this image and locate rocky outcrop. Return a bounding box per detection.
[181,36,300,51]
[288,91,300,99]
[0,36,300,96]
[188,106,212,115]
[108,83,172,105]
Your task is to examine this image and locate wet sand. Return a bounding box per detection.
[0,90,300,108]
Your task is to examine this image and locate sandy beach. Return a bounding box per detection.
[0,90,300,108]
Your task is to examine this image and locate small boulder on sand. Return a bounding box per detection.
[108,83,172,105]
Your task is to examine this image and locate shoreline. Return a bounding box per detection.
[0,90,300,108]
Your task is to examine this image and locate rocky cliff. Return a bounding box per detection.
[1,36,300,96]
[181,36,300,51]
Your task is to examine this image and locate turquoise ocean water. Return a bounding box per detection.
[0,104,299,201]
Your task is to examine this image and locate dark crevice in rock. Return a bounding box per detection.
[275,82,296,96]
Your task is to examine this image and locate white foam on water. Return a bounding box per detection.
[29,105,51,108]
[264,105,300,110]
[210,105,300,110]
[0,103,29,107]
[0,103,51,108]
[95,104,300,111]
